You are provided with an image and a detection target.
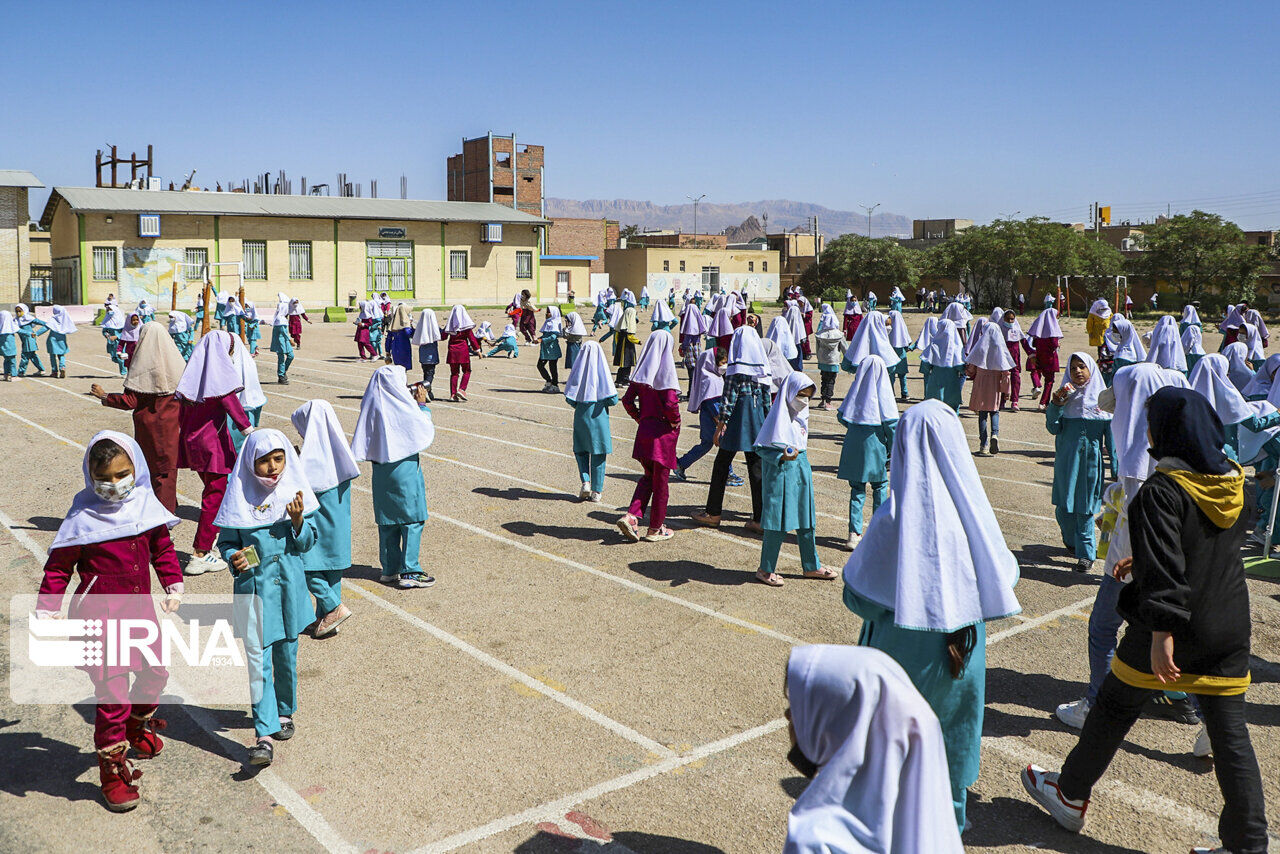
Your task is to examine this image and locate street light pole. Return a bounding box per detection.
[859,203,880,237]
[687,194,706,244]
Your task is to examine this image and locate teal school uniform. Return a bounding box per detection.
[887,346,910,396]
[488,335,519,358]
[270,325,294,379]
[230,406,263,454]
[372,450,429,577]
[923,363,964,411]
[171,329,193,360]
[218,515,317,738]
[305,482,353,619]
[539,330,562,361]
[245,318,262,354]
[17,320,47,374]
[845,587,984,831]
[564,335,582,369]
[0,332,16,377]
[1045,403,1114,561]
[570,397,615,493]
[836,419,896,535]
[756,446,819,575]
[1185,352,1203,373]
[45,330,68,372]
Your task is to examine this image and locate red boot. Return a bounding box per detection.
[98,746,142,812]
[126,713,166,759]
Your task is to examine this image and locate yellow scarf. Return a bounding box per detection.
[1156,461,1245,529]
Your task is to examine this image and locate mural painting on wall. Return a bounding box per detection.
[121,247,186,306]
[646,273,777,302]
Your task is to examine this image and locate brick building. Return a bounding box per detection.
[446,133,544,219]
[0,169,45,303]
[546,217,618,274]
[624,231,729,250]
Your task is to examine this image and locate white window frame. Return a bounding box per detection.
[515,250,533,279]
[242,240,267,280]
[701,266,720,288]
[449,250,468,279]
[289,240,313,281]
[92,246,118,281]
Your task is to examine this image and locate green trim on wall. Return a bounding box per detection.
[213,215,221,291]
[439,222,446,304]
[77,213,88,304]
[333,219,340,306]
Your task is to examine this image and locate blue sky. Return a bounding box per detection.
[4,0,1278,228]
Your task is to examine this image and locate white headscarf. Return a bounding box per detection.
[215,291,230,307]
[1242,322,1266,361]
[1181,324,1206,355]
[726,326,772,384]
[842,400,1020,631]
[1144,316,1188,372]
[540,305,563,335]
[223,296,243,317]
[605,301,625,330]
[1109,362,1190,479]
[564,312,587,336]
[940,301,970,325]
[963,318,989,357]
[213,429,319,529]
[784,304,807,345]
[1181,305,1201,326]
[1248,354,1280,400]
[1058,352,1110,420]
[102,305,127,330]
[563,340,617,404]
[350,365,436,463]
[838,355,897,426]
[1089,299,1112,320]
[762,340,793,393]
[622,289,637,307]
[291,400,361,493]
[817,304,839,333]
[890,286,905,302]
[1106,315,1146,361]
[640,285,650,301]
[175,330,243,402]
[687,349,724,413]
[630,330,679,391]
[410,309,441,345]
[230,334,266,409]
[886,311,911,348]
[845,312,902,369]
[50,431,180,551]
[443,304,474,334]
[784,645,962,854]
[288,298,304,317]
[1220,305,1245,332]
[1189,354,1254,426]
[118,313,144,343]
[357,299,378,321]
[0,311,16,335]
[754,372,815,451]
[1244,309,1268,342]
[679,302,709,337]
[500,323,517,339]
[243,301,258,322]
[913,317,938,352]
[650,300,675,325]
[965,322,1015,371]
[767,317,799,360]
[920,319,964,368]
[1224,343,1255,391]
[47,306,78,335]
[705,306,735,337]
[1026,307,1063,339]
[271,299,289,327]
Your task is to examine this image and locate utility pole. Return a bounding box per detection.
[859,203,880,238]
[687,194,706,245]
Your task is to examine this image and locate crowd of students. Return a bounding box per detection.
[14,287,1272,852]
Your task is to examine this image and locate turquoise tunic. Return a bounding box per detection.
[1223,413,1280,461]
[923,363,964,410]
[230,405,262,454]
[306,482,353,571]
[171,330,193,359]
[539,330,562,360]
[836,420,896,484]
[0,333,16,358]
[652,320,677,332]
[371,454,429,526]
[17,320,47,352]
[245,318,261,349]
[1186,352,1203,373]
[270,324,293,355]
[845,587,984,830]
[570,398,615,455]
[888,346,910,379]
[1045,404,1113,514]
[1179,321,1201,335]
[219,515,318,648]
[756,446,817,533]
[45,331,68,356]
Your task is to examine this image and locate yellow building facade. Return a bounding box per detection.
[604,246,781,303]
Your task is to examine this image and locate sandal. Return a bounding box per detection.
[755,570,784,587]
[616,515,641,543]
[644,526,675,542]
[803,568,838,580]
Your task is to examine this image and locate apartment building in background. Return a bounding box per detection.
[0,169,44,303]
[446,133,544,219]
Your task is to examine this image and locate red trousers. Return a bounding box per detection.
[194,471,228,552]
[357,341,377,359]
[151,468,177,514]
[93,665,167,750]
[450,364,471,396]
[628,460,670,529]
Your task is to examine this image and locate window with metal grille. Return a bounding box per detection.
[762,261,768,272]
[748,261,754,272]
[184,248,208,282]
[515,251,532,279]
[365,241,414,295]
[450,250,468,279]
[92,246,117,281]
[289,241,313,280]
[556,270,570,296]
[663,260,669,272]
[701,266,720,288]
[242,240,267,280]
[679,260,686,272]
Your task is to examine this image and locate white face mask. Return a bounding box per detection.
[93,474,135,503]
[254,473,281,490]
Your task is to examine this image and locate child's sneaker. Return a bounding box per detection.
[579,482,593,501]
[184,553,227,576]
[589,492,602,503]
[398,572,435,588]
[670,467,687,482]
[312,604,352,639]
[989,436,1000,455]
[379,573,400,585]
[1074,558,1094,573]
[977,443,989,456]
[1193,724,1212,758]
[1055,698,1091,729]
[616,515,641,543]
[644,526,675,542]
[98,746,142,812]
[278,376,290,385]
[247,739,273,766]
[274,717,295,740]
[125,714,166,758]
[843,533,861,551]
[726,472,745,487]
[1148,693,1200,725]
[1021,764,1087,832]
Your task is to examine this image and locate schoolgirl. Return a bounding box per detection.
[941,300,971,340]
[222,296,243,337]
[1144,315,1188,373]
[355,300,378,361]
[842,293,863,341]
[563,340,616,502]
[1179,304,1202,335]
[39,431,181,810]
[1241,320,1267,369]
[1182,323,1207,372]
[814,304,846,410]
[351,365,436,588]
[168,310,194,360]
[888,286,905,313]
[601,297,639,385]
[1046,353,1114,571]
[288,297,311,348]
[487,323,520,358]
[15,303,49,376]
[650,299,677,332]
[591,288,610,332]
[385,303,415,369]
[194,291,206,327]
[996,309,1028,410]
[411,308,442,398]
[45,304,77,378]
[1189,354,1280,461]
[1086,299,1112,355]
[213,291,229,330]
[444,304,484,401]
[0,310,17,380]
[1026,307,1063,408]
[1219,304,1245,351]
[638,284,651,309]
[292,399,359,638]
[563,311,586,370]
[269,299,294,384]
[965,322,1014,455]
[364,298,384,356]
[536,305,564,391]
[92,321,186,512]
[920,319,965,411]
[1104,314,1145,378]
[617,330,681,542]
[230,334,266,453]
[117,312,143,369]
[841,311,902,376]
[865,290,878,311]
[136,299,155,323]
[519,289,538,343]
[843,399,1021,831]
[705,301,735,352]
[885,310,912,399]
[767,316,801,372]
[913,315,938,385]
[475,320,495,345]
[1240,353,1280,400]
[784,301,809,360]
[674,348,730,482]
[1224,342,1255,393]
[836,354,898,551]
[216,429,318,766]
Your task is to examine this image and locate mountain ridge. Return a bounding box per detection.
[545,198,912,238]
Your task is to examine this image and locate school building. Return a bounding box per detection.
[604,246,781,304]
[0,169,45,304]
[39,187,550,309]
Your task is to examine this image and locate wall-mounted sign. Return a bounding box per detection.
[379,227,406,239]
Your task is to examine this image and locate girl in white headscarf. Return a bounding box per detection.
[600,294,640,385]
[965,322,1015,454]
[1240,321,1267,368]
[168,310,194,360]
[842,311,903,374]
[677,299,710,387]
[487,321,521,359]
[1047,352,1114,571]
[563,340,617,502]
[1179,303,1202,334]
[1190,354,1280,461]
[674,347,733,482]
[1027,307,1064,409]
[269,297,294,384]
[411,308,441,398]
[443,304,484,401]
[38,430,182,809]
[536,305,564,392]
[783,645,962,854]
[228,334,266,454]
[617,330,682,542]
[101,303,129,376]
[784,302,809,361]
[920,319,966,411]
[885,310,912,399]
[1181,322,1206,372]
[767,316,800,371]
[215,428,319,766]
[638,284,651,309]
[355,300,378,362]
[591,287,610,332]
[1087,299,1112,354]
[889,286,905,312]
[753,372,834,586]
[1144,315,1188,373]
[292,399,360,638]
[1104,314,1146,370]
[842,399,1020,831]
[10,303,47,377]
[1223,342,1255,393]
[351,365,435,587]
[118,312,143,369]
[288,297,311,349]
[1241,352,1280,400]
[45,304,78,378]
[242,301,262,356]
[385,303,416,370]
[836,354,898,551]
[221,295,243,337]
[650,298,676,332]
[0,309,17,380]
[563,311,587,370]
[814,304,847,409]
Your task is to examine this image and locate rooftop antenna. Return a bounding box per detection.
[180,169,197,191]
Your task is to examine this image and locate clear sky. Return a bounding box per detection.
[4,0,1278,228]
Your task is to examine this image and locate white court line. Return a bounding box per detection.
[0,504,359,854]
[987,595,1094,644]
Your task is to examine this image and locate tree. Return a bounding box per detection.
[1136,211,1272,304]
[619,224,640,243]
[798,235,916,302]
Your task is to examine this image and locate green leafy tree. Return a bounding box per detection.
[1136,211,1271,304]
[798,235,917,302]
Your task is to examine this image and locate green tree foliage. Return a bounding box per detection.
[1135,211,1272,304]
[797,235,917,302]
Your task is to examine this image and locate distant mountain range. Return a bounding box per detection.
[545,198,912,239]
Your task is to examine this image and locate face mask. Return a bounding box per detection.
[716,364,727,376]
[93,474,135,503]
[254,473,281,490]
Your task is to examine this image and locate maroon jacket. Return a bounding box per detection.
[622,383,682,470]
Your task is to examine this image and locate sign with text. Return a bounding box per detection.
[378,227,406,239]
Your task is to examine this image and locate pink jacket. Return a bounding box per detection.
[622,384,682,469]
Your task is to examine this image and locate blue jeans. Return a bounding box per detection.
[378,522,424,576]
[848,481,888,534]
[1085,574,1124,704]
[575,452,606,493]
[678,405,721,472]
[306,569,343,619]
[246,638,297,738]
[978,410,1000,444]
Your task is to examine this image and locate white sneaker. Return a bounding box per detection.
[579,483,592,501]
[184,553,227,576]
[1056,698,1091,730]
[589,492,602,503]
[1021,764,1088,832]
[1193,724,1213,758]
[842,533,861,551]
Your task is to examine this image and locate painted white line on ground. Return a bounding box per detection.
[987,596,1094,644]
